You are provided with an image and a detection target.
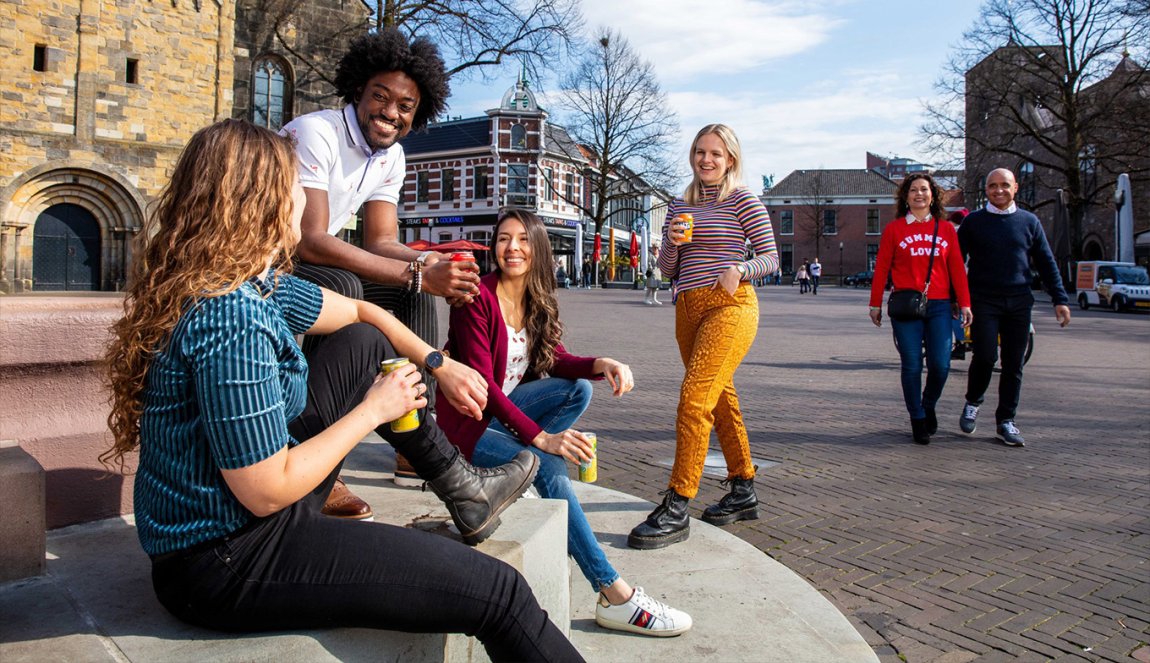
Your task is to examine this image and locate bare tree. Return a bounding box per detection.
[373,0,582,83]
[920,0,1149,259]
[796,170,841,262]
[556,28,681,242]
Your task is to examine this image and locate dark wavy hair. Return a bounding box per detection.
[493,209,563,375]
[895,172,947,220]
[334,29,451,132]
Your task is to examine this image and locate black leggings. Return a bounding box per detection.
[151,323,582,662]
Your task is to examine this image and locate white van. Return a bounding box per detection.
[1075,261,1150,312]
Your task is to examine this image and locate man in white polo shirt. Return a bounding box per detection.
[282,29,481,519]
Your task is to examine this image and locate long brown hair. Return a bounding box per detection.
[102,119,300,471]
[895,172,947,220]
[493,209,563,375]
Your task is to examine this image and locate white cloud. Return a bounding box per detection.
[578,0,841,80]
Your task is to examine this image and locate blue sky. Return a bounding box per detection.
[444,0,987,192]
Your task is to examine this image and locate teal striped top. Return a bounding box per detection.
[657,185,779,299]
[134,274,323,556]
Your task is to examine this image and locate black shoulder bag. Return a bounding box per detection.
[886,217,940,321]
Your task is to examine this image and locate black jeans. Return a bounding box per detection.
[965,292,1034,423]
[293,261,439,409]
[151,323,581,662]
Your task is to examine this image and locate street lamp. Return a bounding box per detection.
[838,241,844,286]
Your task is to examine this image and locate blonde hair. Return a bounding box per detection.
[683,123,745,205]
[102,119,300,472]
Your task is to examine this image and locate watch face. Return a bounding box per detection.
[425,351,444,370]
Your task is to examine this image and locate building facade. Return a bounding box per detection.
[762,169,899,279]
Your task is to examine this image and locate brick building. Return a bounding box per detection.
[399,76,661,281]
[761,169,899,279]
[0,0,364,294]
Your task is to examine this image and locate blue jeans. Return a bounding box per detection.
[891,299,954,420]
[471,378,620,592]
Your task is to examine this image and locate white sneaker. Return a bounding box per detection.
[594,586,692,637]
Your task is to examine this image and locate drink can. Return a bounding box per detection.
[378,357,421,433]
[677,213,694,242]
[578,432,598,483]
[451,251,478,272]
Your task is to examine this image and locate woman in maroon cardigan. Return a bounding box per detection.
[436,209,691,637]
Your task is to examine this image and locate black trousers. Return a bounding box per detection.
[965,292,1034,423]
[151,323,581,662]
[292,261,439,410]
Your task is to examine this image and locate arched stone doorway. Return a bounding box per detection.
[33,203,102,291]
[1082,237,1105,261]
[0,164,144,293]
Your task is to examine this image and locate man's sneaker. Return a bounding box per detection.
[393,453,422,487]
[595,587,692,637]
[959,403,979,435]
[996,420,1026,447]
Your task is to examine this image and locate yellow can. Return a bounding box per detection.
[378,357,421,433]
[578,432,598,483]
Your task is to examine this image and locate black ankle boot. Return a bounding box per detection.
[911,418,931,445]
[924,407,938,435]
[426,450,539,545]
[702,476,759,525]
[627,490,690,550]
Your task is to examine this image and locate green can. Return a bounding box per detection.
[578,433,597,483]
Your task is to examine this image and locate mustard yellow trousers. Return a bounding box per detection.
[669,283,759,498]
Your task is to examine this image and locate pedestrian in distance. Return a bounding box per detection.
[281,29,482,511]
[869,172,972,445]
[582,256,593,288]
[957,168,1071,447]
[437,209,692,636]
[628,124,779,550]
[644,267,663,305]
[809,257,822,294]
[101,120,581,662]
[797,263,810,293]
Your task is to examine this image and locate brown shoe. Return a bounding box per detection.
[322,477,373,520]
[393,453,423,488]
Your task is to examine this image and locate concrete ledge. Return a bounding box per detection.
[0,444,46,582]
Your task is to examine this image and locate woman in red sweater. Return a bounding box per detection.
[436,209,692,637]
[869,173,972,444]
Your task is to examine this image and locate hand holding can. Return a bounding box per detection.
[673,213,694,243]
[450,250,479,273]
[379,357,421,432]
[578,432,598,483]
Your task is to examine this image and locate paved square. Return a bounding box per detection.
[440,284,1150,662]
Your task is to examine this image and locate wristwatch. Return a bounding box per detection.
[415,251,432,267]
[736,264,748,277]
[424,350,445,372]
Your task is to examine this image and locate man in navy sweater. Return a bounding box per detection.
[957,168,1071,446]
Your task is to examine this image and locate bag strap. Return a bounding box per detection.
[921,217,940,296]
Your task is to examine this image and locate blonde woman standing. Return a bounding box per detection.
[628,124,779,550]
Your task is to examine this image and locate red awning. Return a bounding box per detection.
[405,239,438,251]
[435,239,488,252]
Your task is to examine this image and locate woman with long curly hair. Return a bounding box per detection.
[868,172,972,445]
[103,119,582,662]
[628,124,778,551]
[435,209,692,637]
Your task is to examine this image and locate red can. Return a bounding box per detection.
[451,251,478,272]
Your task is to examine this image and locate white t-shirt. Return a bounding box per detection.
[809,262,822,277]
[281,105,406,236]
[502,325,530,395]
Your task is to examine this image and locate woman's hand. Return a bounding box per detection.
[435,357,488,420]
[667,220,689,246]
[532,429,594,464]
[869,307,883,327]
[714,265,742,295]
[364,362,427,424]
[959,306,973,328]
[594,358,634,396]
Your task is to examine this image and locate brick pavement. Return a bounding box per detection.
[447,283,1149,663]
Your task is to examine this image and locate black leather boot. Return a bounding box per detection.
[924,407,938,435]
[911,417,931,445]
[627,490,690,550]
[702,476,759,525]
[426,449,539,546]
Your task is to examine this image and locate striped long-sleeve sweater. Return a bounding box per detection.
[657,185,779,299]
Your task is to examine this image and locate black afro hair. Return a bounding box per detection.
[334,29,451,132]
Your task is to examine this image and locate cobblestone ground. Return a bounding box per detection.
[465,283,1148,663]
